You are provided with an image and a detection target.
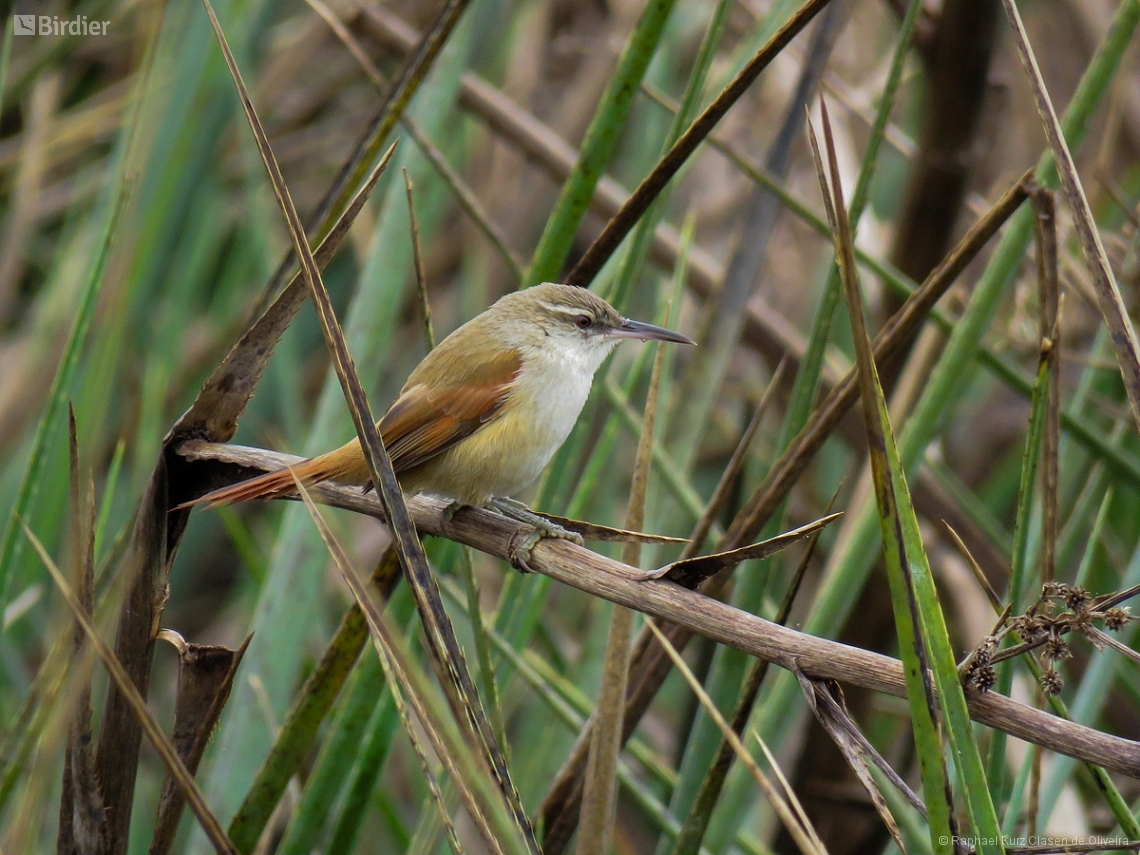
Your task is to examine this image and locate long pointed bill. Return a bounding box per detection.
[608,317,696,345]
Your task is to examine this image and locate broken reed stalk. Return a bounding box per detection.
[21,522,237,855]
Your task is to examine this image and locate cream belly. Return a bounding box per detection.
[400,337,610,505]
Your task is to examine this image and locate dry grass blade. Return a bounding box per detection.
[751,733,822,855]
[20,521,236,855]
[573,569,635,849]
[149,631,250,855]
[199,5,536,849]
[795,671,916,853]
[178,441,1140,779]
[564,0,834,286]
[532,514,687,545]
[942,521,1005,613]
[58,405,108,855]
[644,620,827,855]
[174,140,396,444]
[1000,0,1140,432]
[403,168,435,351]
[306,0,527,282]
[1032,187,1061,583]
[683,358,788,558]
[808,98,959,845]
[292,479,523,855]
[651,513,842,586]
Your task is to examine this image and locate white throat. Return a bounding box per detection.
[515,336,615,458]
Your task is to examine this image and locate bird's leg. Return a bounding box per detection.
[441,501,466,525]
[489,497,584,572]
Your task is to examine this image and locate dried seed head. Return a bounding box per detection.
[1042,633,1070,662]
[1021,615,1047,642]
[977,665,997,691]
[1064,586,1090,611]
[1043,581,1069,599]
[972,665,997,692]
[1104,607,1131,632]
[1070,610,1093,634]
[973,639,996,666]
[1041,669,1063,696]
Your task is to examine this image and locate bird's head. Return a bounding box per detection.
[493,283,694,367]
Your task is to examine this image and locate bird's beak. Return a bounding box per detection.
[609,317,696,345]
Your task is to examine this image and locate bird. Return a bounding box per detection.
[182,283,694,564]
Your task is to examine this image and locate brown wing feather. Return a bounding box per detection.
[178,343,523,509]
[380,349,522,473]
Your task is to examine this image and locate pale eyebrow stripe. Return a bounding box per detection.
[539,301,588,318]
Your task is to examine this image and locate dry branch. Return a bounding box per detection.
[178,441,1140,781]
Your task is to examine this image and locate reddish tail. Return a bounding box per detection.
[178,447,361,510]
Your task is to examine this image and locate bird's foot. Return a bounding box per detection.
[489,497,584,573]
[442,501,465,525]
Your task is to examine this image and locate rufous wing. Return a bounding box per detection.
[177,346,522,509]
[380,349,522,473]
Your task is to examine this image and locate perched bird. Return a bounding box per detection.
[184,283,693,558]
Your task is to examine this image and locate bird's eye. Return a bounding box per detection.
[575,314,593,330]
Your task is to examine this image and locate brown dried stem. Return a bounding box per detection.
[22,521,236,855]
[177,440,1140,782]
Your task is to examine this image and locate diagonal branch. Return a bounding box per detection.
[564,0,834,287]
[177,440,1140,782]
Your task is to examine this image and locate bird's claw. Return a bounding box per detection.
[491,497,583,573]
[509,522,583,574]
[510,539,536,574]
